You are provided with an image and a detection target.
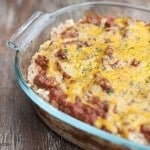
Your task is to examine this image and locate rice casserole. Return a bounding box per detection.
[27,11,150,145]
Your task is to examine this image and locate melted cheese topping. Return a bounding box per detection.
[33,17,150,139]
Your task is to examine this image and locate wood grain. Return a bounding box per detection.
[0,0,149,150]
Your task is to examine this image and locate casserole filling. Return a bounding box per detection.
[27,12,150,144]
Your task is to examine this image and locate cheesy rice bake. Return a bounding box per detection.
[27,11,150,144]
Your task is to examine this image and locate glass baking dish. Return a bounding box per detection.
[7,2,150,150]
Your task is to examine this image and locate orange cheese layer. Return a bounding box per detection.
[34,17,150,138]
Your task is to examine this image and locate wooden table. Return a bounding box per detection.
[0,0,149,150]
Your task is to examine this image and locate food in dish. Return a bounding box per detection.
[27,11,150,145]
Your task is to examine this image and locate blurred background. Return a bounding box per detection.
[0,0,149,48]
[0,0,149,150]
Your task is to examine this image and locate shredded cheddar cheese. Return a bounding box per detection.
[28,15,150,144]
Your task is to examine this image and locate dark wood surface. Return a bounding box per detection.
[0,0,149,150]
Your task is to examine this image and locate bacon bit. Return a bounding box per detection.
[131,59,140,67]
[55,49,67,60]
[35,55,49,69]
[81,10,101,25]
[49,86,67,102]
[34,72,56,89]
[105,16,115,28]
[98,78,113,93]
[90,96,102,106]
[61,27,78,38]
[37,67,46,74]
[77,41,91,48]
[90,97,109,117]
[56,61,63,73]
[104,46,113,57]
[110,60,119,69]
[56,61,63,72]
[56,61,62,72]
[56,61,71,79]
[63,40,91,48]
[141,124,150,142]
[63,72,71,79]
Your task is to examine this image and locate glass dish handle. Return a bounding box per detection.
[7,11,52,51]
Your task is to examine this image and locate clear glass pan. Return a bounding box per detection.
[7,2,150,150]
